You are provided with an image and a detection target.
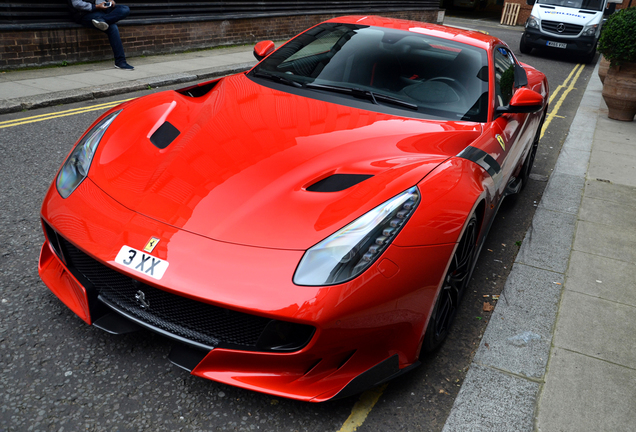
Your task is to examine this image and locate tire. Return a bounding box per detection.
[421,215,478,353]
[519,35,532,55]
[582,42,597,64]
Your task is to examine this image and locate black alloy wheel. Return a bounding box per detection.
[422,215,478,353]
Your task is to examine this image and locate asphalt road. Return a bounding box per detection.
[0,17,597,432]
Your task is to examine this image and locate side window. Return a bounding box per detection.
[494,47,515,108]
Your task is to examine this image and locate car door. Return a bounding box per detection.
[489,46,534,195]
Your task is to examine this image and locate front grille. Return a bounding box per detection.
[541,21,583,36]
[48,229,280,350]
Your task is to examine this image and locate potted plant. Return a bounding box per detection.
[597,7,636,121]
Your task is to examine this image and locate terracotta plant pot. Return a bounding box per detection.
[602,63,636,121]
[598,55,610,84]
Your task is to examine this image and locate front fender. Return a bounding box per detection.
[395,157,495,247]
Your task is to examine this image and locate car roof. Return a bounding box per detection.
[326,15,499,51]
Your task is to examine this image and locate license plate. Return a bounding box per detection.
[115,246,169,280]
[546,41,567,49]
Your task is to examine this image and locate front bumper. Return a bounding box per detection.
[39,177,453,401]
[522,27,597,55]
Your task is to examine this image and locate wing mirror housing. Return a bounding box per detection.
[495,87,544,115]
[253,40,275,61]
[526,0,535,5]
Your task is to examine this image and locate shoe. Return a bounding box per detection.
[114,62,134,71]
[92,19,109,31]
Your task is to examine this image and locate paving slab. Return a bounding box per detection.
[595,114,636,144]
[552,146,590,177]
[12,88,94,110]
[588,148,636,187]
[57,70,130,86]
[0,81,46,99]
[592,137,636,157]
[473,263,563,378]
[10,76,87,92]
[537,172,585,214]
[554,290,636,368]
[514,207,577,274]
[579,194,636,229]
[536,348,636,432]
[583,178,636,208]
[573,220,636,264]
[442,364,540,432]
[567,250,636,306]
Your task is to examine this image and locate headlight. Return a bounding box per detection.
[293,186,420,286]
[56,110,121,198]
[526,15,539,29]
[582,24,597,37]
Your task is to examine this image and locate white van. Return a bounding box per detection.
[519,0,608,62]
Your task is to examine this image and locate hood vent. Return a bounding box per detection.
[306,174,373,192]
[150,121,180,149]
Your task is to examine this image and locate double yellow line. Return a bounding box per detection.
[541,63,585,139]
[0,98,133,129]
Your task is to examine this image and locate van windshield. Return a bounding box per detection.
[536,0,603,11]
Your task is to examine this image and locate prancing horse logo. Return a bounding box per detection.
[135,290,150,309]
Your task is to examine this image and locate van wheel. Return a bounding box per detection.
[519,36,532,55]
[582,43,597,64]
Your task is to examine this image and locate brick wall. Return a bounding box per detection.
[0,10,439,70]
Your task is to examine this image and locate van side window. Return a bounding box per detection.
[494,47,515,108]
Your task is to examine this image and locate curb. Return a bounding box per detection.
[0,62,255,115]
[442,63,603,431]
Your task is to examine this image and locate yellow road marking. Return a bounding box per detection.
[0,98,133,129]
[338,384,388,432]
[541,63,585,139]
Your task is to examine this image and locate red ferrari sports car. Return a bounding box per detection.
[39,16,548,402]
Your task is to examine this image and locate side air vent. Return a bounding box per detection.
[306,174,373,192]
[177,80,219,98]
[150,121,180,149]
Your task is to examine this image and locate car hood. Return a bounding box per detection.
[90,74,481,249]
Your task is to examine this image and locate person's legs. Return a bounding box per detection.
[79,10,105,29]
[101,5,130,25]
[79,5,129,29]
[105,24,126,66]
[79,11,131,68]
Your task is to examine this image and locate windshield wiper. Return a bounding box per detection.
[305,83,418,110]
[252,71,303,88]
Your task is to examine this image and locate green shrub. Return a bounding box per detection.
[598,7,636,66]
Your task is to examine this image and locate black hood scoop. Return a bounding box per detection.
[150,121,180,149]
[306,174,373,192]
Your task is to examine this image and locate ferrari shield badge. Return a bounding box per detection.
[144,237,160,253]
[496,134,506,151]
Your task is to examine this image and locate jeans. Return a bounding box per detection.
[80,5,130,65]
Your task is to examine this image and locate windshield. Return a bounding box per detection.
[536,0,604,11]
[250,23,489,122]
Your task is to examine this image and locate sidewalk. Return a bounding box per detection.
[1,42,635,431]
[0,45,257,114]
[443,64,636,431]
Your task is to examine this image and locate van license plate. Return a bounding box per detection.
[546,41,567,49]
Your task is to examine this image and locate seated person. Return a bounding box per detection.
[68,0,134,70]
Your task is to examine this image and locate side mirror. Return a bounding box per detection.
[526,0,535,5]
[495,87,544,115]
[253,40,275,61]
